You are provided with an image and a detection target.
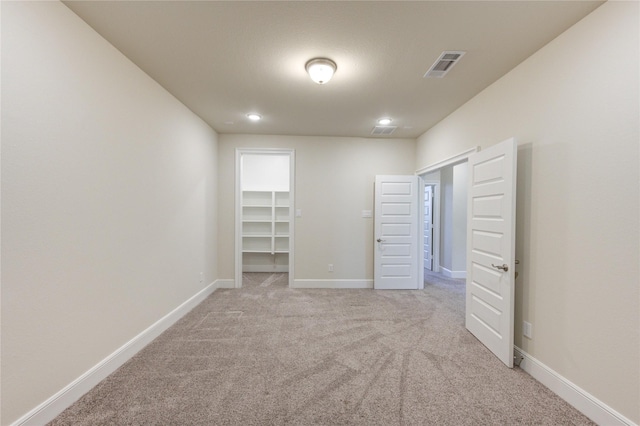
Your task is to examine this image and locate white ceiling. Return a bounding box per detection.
[64,1,603,139]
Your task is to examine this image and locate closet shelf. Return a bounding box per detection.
[242,190,290,257]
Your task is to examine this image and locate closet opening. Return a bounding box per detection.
[235,149,295,288]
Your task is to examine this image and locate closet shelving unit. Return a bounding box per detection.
[241,190,289,271]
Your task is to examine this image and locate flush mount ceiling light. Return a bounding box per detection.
[305,58,337,84]
[246,113,261,121]
[377,118,392,126]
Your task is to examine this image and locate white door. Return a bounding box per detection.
[466,138,517,367]
[424,185,433,271]
[374,175,423,290]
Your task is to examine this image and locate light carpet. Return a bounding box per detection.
[50,272,594,425]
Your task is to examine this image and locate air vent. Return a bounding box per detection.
[424,51,466,78]
[371,126,397,135]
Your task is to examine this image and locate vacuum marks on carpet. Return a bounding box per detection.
[50,274,594,426]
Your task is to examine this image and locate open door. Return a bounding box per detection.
[466,138,517,367]
[374,175,423,290]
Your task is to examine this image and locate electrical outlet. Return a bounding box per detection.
[328,264,334,272]
[523,321,533,339]
[199,272,204,284]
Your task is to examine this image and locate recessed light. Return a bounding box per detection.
[377,118,392,125]
[246,113,261,121]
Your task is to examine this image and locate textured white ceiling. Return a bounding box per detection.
[64,1,603,139]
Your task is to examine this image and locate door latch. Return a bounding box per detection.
[491,263,509,272]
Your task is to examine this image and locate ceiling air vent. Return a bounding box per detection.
[371,126,397,136]
[424,51,466,78]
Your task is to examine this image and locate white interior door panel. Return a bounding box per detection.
[374,175,423,290]
[466,138,517,367]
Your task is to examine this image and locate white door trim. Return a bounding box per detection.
[235,148,295,288]
[416,147,479,176]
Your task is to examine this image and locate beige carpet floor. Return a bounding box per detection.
[50,272,594,425]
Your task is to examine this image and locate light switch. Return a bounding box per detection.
[296,209,302,217]
[361,210,372,218]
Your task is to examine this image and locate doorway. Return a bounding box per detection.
[417,147,478,288]
[417,140,517,368]
[235,148,295,288]
[423,182,439,273]
[420,161,468,280]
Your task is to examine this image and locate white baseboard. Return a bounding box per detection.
[215,279,236,289]
[292,279,373,289]
[440,267,466,279]
[17,282,634,426]
[242,265,288,273]
[12,281,221,426]
[514,347,636,426]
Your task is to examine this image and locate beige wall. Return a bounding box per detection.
[438,163,468,275]
[218,135,416,282]
[416,2,639,422]
[1,2,218,424]
[4,0,638,424]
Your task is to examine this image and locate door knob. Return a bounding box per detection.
[491,263,509,272]
[376,238,385,243]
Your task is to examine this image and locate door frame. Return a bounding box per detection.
[417,147,479,276]
[423,182,439,273]
[235,148,295,288]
